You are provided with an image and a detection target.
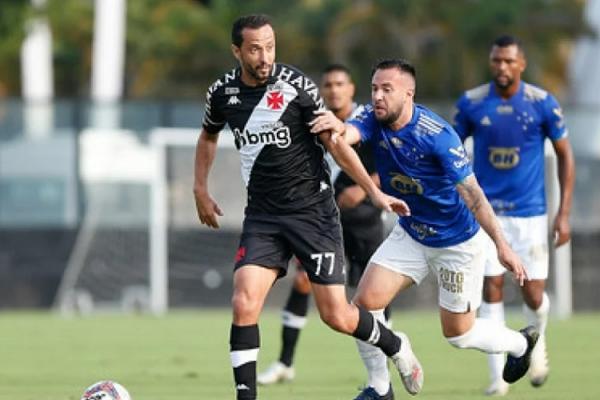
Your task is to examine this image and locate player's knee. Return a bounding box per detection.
[483,276,504,302]
[293,271,311,294]
[523,289,544,310]
[231,291,260,319]
[319,308,351,334]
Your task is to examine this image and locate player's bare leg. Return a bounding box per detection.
[258,268,311,385]
[481,275,509,396]
[352,264,422,397]
[522,279,550,387]
[230,265,279,400]
[311,281,417,394]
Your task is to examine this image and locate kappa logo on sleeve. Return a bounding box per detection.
[228,95,241,105]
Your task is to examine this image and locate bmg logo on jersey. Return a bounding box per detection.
[488,146,520,169]
[233,122,292,149]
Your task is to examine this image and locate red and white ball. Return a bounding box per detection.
[80,381,131,400]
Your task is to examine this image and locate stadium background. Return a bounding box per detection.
[0,0,599,314]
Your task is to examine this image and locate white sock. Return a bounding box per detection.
[355,309,390,395]
[479,302,506,383]
[523,292,549,335]
[447,318,527,358]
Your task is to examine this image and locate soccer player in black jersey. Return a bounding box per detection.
[257,64,392,398]
[194,14,419,400]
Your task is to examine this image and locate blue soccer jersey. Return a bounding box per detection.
[453,81,568,217]
[349,104,480,247]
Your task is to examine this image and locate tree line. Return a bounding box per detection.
[0,0,586,101]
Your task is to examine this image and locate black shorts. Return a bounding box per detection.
[344,223,385,287]
[340,203,385,287]
[234,199,345,285]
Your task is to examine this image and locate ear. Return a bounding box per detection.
[231,44,241,62]
[520,57,527,73]
[349,82,356,97]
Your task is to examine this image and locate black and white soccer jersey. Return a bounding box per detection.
[202,63,331,215]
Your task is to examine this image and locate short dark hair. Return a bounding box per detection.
[371,58,416,82]
[322,63,351,76]
[492,34,524,54]
[231,14,272,47]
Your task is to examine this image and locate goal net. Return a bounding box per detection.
[147,128,245,314]
[54,127,245,315]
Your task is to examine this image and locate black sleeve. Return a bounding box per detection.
[202,80,226,134]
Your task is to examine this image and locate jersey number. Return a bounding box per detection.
[311,252,335,276]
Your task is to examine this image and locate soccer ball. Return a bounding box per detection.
[80,381,131,400]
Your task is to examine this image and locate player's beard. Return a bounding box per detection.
[242,60,272,84]
[494,74,513,90]
[375,107,401,127]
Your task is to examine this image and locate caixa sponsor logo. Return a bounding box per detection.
[233,125,292,149]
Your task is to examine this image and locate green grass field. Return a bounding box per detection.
[1,310,599,400]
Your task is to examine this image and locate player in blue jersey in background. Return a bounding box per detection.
[453,35,575,396]
[310,58,539,399]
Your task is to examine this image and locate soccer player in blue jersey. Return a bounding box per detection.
[310,58,539,399]
[453,35,575,396]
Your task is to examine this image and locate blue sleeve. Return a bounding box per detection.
[434,127,473,184]
[542,94,568,141]
[348,105,378,144]
[452,95,472,142]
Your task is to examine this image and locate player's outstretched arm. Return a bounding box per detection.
[321,136,409,216]
[552,137,575,246]
[193,129,223,229]
[310,110,409,216]
[456,174,527,285]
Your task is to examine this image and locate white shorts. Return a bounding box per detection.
[369,224,486,313]
[484,215,549,280]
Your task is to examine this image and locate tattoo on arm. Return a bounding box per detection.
[457,175,506,244]
[458,178,483,214]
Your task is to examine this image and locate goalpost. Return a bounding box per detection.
[149,128,245,314]
[544,140,572,319]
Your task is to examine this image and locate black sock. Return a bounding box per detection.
[230,324,259,400]
[279,288,309,366]
[352,305,400,357]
